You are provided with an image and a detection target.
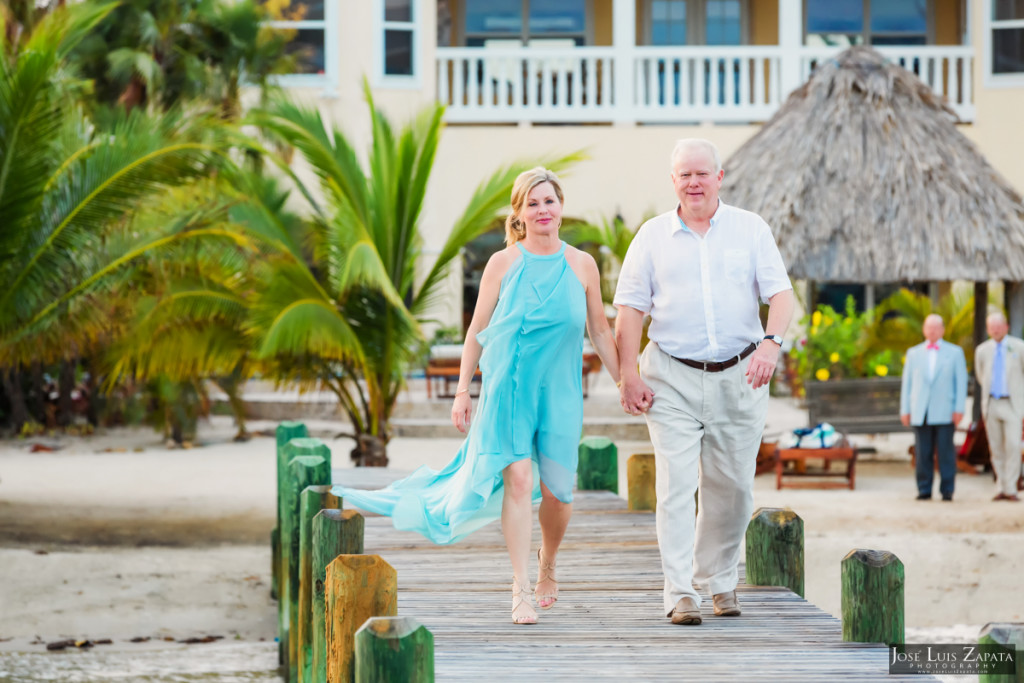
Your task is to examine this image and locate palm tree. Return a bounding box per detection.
[873,288,981,369]
[249,86,583,465]
[70,0,292,114]
[0,4,242,432]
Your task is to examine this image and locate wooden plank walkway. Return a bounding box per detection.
[335,469,930,682]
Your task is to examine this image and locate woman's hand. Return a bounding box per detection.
[451,392,472,433]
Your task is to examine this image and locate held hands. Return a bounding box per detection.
[619,376,654,416]
[746,342,780,389]
[451,391,472,433]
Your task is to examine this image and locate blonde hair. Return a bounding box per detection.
[505,167,564,246]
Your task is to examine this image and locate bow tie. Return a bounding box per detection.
[926,342,940,350]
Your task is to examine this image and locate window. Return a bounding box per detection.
[805,0,930,47]
[990,0,1024,76]
[647,0,744,45]
[265,0,334,83]
[464,0,587,46]
[382,0,416,80]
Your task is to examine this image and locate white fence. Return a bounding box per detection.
[436,45,975,124]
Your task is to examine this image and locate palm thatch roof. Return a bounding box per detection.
[722,46,1024,282]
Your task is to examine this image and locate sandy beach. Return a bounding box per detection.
[0,384,1022,678]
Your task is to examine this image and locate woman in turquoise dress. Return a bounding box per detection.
[334,168,620,624]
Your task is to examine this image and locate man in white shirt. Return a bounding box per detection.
[899,314,968,501]
[614,138,794,625]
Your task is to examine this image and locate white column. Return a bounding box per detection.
[612,0,636,125]
[778,0,804,102]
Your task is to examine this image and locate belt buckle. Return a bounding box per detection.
[703,360,710,372]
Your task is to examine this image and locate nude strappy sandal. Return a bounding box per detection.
[535,548,558,609]
[511,577,537,625]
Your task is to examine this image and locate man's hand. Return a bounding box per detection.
[620,376,654,415]
[900,414,911,427]
[746,342,780,389]
[953,412,963,426]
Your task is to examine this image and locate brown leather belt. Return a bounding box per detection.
[672,342,757,373]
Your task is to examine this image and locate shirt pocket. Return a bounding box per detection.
[723,248,751,284]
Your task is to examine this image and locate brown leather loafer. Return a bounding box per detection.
[670,597,702,625]
[713,590,741,617]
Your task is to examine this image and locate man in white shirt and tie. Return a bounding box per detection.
[614,138,794,625]
[974,312,1024,502]
[899,314,968,501]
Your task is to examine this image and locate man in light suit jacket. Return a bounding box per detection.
[974,312,1024,502]
[900,314,968,501]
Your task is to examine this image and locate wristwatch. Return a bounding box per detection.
[763,334,783,346]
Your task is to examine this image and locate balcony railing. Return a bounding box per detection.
[436,44,975,124]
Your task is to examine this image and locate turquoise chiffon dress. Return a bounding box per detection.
[333,241,587,544]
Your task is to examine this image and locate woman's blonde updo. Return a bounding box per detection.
[504,167,564,246]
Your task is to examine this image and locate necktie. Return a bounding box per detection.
[992,342,1007,398]
[926,342,939,350]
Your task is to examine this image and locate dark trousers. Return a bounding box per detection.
[914,421,957,497]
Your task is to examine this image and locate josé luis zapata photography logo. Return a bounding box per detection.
[889,644,1016,675]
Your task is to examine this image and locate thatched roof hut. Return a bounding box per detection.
[722,46,1024,283]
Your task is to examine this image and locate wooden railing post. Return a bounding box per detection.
[355,617,434,683]
[577,436,618,492]
[274,421,309,600]
[298,486,343,683]
[841,549,904,645]
[313,509,365,683]
[978,623,1024,683]
[280,441,331,680]
[627,452,656,511]
[326,555,397,683]
[745,508,804,597]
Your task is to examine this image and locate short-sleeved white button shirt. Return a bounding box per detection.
[613,201,792,362]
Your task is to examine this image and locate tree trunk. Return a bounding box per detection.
[29,361,46,425]
[2,366,30,433]
[351,434,389,467]
[214,374,249,441]
[57,357,75,427]
[84,358,99,426]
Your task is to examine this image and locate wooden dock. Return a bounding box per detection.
[336,468,930,681]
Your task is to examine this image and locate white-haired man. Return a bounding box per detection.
[975,312,1024,502]
[614,138,794,625]
[899,314,968,501]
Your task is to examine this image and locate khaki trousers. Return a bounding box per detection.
[640,342,768,614]
[985,399,1023,496]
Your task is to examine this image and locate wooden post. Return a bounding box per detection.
[841,549,904,645]
[298,486,343,683]
[627,453,656,511]
[281,445,331,681]
[275,421,309,601]
[271,526,281,601]
[326,555,398,683]
[973,281,988,422]
[978,622,1024,683]
[577,436,618,492]
[355,617,434,683]
[745,508,804,597]
[314,510,365,683]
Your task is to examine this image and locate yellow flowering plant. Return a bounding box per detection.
[788,296,900,394]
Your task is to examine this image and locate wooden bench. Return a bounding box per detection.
[425,352,601,399]
[805,378,907,434]
[775,439,857,490]
[425,363,481,399]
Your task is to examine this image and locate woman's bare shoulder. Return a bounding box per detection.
[482,245,521,280]
[565,244,597,270]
